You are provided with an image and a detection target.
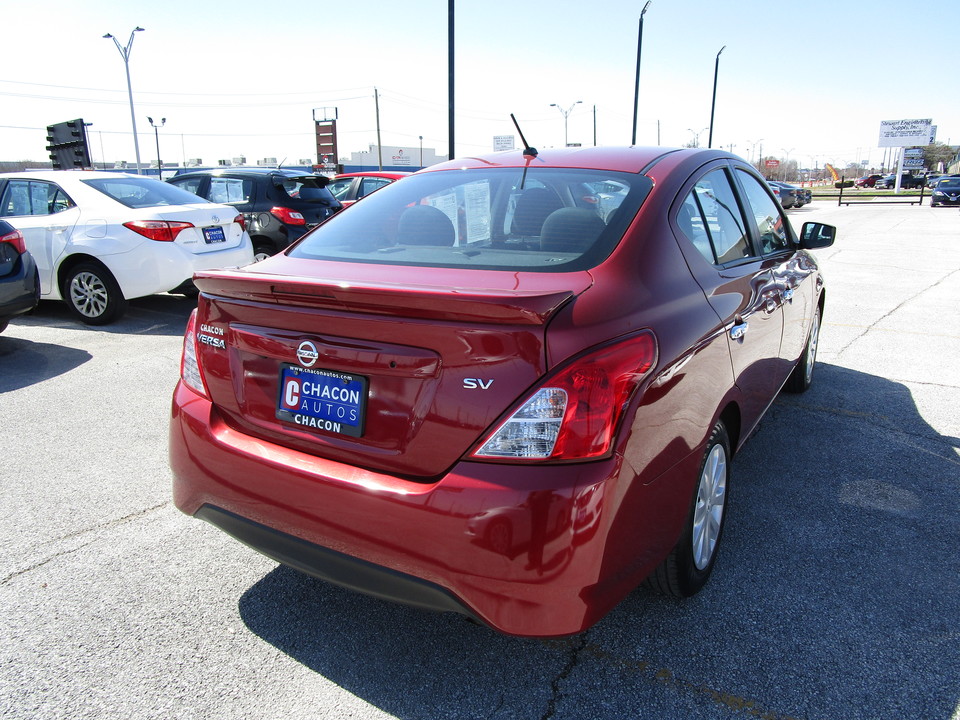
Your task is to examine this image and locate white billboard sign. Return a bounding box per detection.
[878,118,933,147]
[493,135,515,152]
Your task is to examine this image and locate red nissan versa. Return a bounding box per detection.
[169,146,835,637]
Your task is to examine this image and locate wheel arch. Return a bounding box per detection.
[56,253,120,300]
[718,401,742,458]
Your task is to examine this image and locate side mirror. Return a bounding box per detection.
[799,221,836,249]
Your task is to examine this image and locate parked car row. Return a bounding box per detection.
[874,173,926,190]
[767,181,810,209]
[0,167,410,326]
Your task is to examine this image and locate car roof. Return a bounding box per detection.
[422,146,714,175]
[0,170,149,182]
[172,167,320,179]
[333,171,412,179]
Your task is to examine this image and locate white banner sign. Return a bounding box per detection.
[878,119,933,147]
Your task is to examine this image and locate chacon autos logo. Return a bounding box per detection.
[296,340,319,367]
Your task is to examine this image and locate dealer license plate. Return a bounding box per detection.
[276,364,367,437]
[203,226,226,244]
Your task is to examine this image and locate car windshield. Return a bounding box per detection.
[288,167,651,272]
[936,179,960,190]
[82,177,210,209]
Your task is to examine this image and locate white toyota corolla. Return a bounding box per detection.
[0,171,254,324]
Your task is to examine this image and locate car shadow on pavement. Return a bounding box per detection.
[10,294,196,337]
[237,361,960,720]
[0,335,91,393]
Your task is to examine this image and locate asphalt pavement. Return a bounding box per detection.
[1,199,958,720]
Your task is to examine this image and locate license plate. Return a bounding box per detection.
[203,226,226,244]
[276,364,367,437]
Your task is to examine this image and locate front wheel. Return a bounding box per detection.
[647,420,731,598]
[63,262,127,325]
[785,305,821,393]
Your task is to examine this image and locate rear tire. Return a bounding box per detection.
[647,420,730,598]
[63,261,127,325]
[253,242,275,262]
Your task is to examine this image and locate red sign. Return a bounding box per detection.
[765,159,780,168]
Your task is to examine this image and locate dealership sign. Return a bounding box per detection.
[878,118,933,147]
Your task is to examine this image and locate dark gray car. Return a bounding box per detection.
[168,169,342,261]
[0,218,39,333]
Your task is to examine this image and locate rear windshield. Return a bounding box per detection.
[82,177,211,209]
[278,177,337,204]
[288,167,650,271]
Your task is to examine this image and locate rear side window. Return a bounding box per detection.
[737,170,790,254]
[82,177,211,209]
[209,177,253,204]
[169,176,205,196]
[0,180,74,217]
[677,169,751,265]
[288,168,652,272]
[358,176,392,198]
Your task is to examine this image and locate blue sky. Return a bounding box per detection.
[2,0,957,170]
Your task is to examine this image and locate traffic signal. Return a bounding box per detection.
[46,119,91,169]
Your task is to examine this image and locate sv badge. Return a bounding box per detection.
[463,378,494,390]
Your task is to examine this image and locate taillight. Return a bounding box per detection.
[123,220,194,242]
[233,213,246,231]
[180,309,210,399]
[472,332,657,462]
[270,206,306,225]
[0,228,26,254]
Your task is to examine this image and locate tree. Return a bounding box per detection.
[923,142,957,172]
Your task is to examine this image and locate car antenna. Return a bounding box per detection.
[510,114,537,159]
[276,157,287,169]
[510,114,538,189]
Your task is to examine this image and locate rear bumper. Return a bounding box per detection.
[169,381,683,637]
[196,504,479,618]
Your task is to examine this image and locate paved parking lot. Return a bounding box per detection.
[1,201,958,720]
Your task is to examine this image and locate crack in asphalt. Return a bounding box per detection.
[540,633,589,720]
[834,267,960,358]
[540,635,811,720]
[1,501,171,585]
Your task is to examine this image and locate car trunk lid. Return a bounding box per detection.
[191,262,590,478]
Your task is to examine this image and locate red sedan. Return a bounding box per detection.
[170,146,835,637]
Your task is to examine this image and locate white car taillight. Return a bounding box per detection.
[180,309,209,398]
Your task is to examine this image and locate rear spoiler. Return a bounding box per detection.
[193,268,576,326]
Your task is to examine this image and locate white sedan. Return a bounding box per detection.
[0,171,254,324]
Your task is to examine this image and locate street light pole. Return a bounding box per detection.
[687,127,708,148]
[631,1,652,146]
[707,45,725,149]
[103,27,145,174]
[550,101,582,147]
[147,117,165,177]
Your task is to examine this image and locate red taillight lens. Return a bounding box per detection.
[0,228,26,254]
[472,332,658,462]
[123,220,195,242]
[233,213,246,231]
[180,309,210,399]
[270,206,306,225]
